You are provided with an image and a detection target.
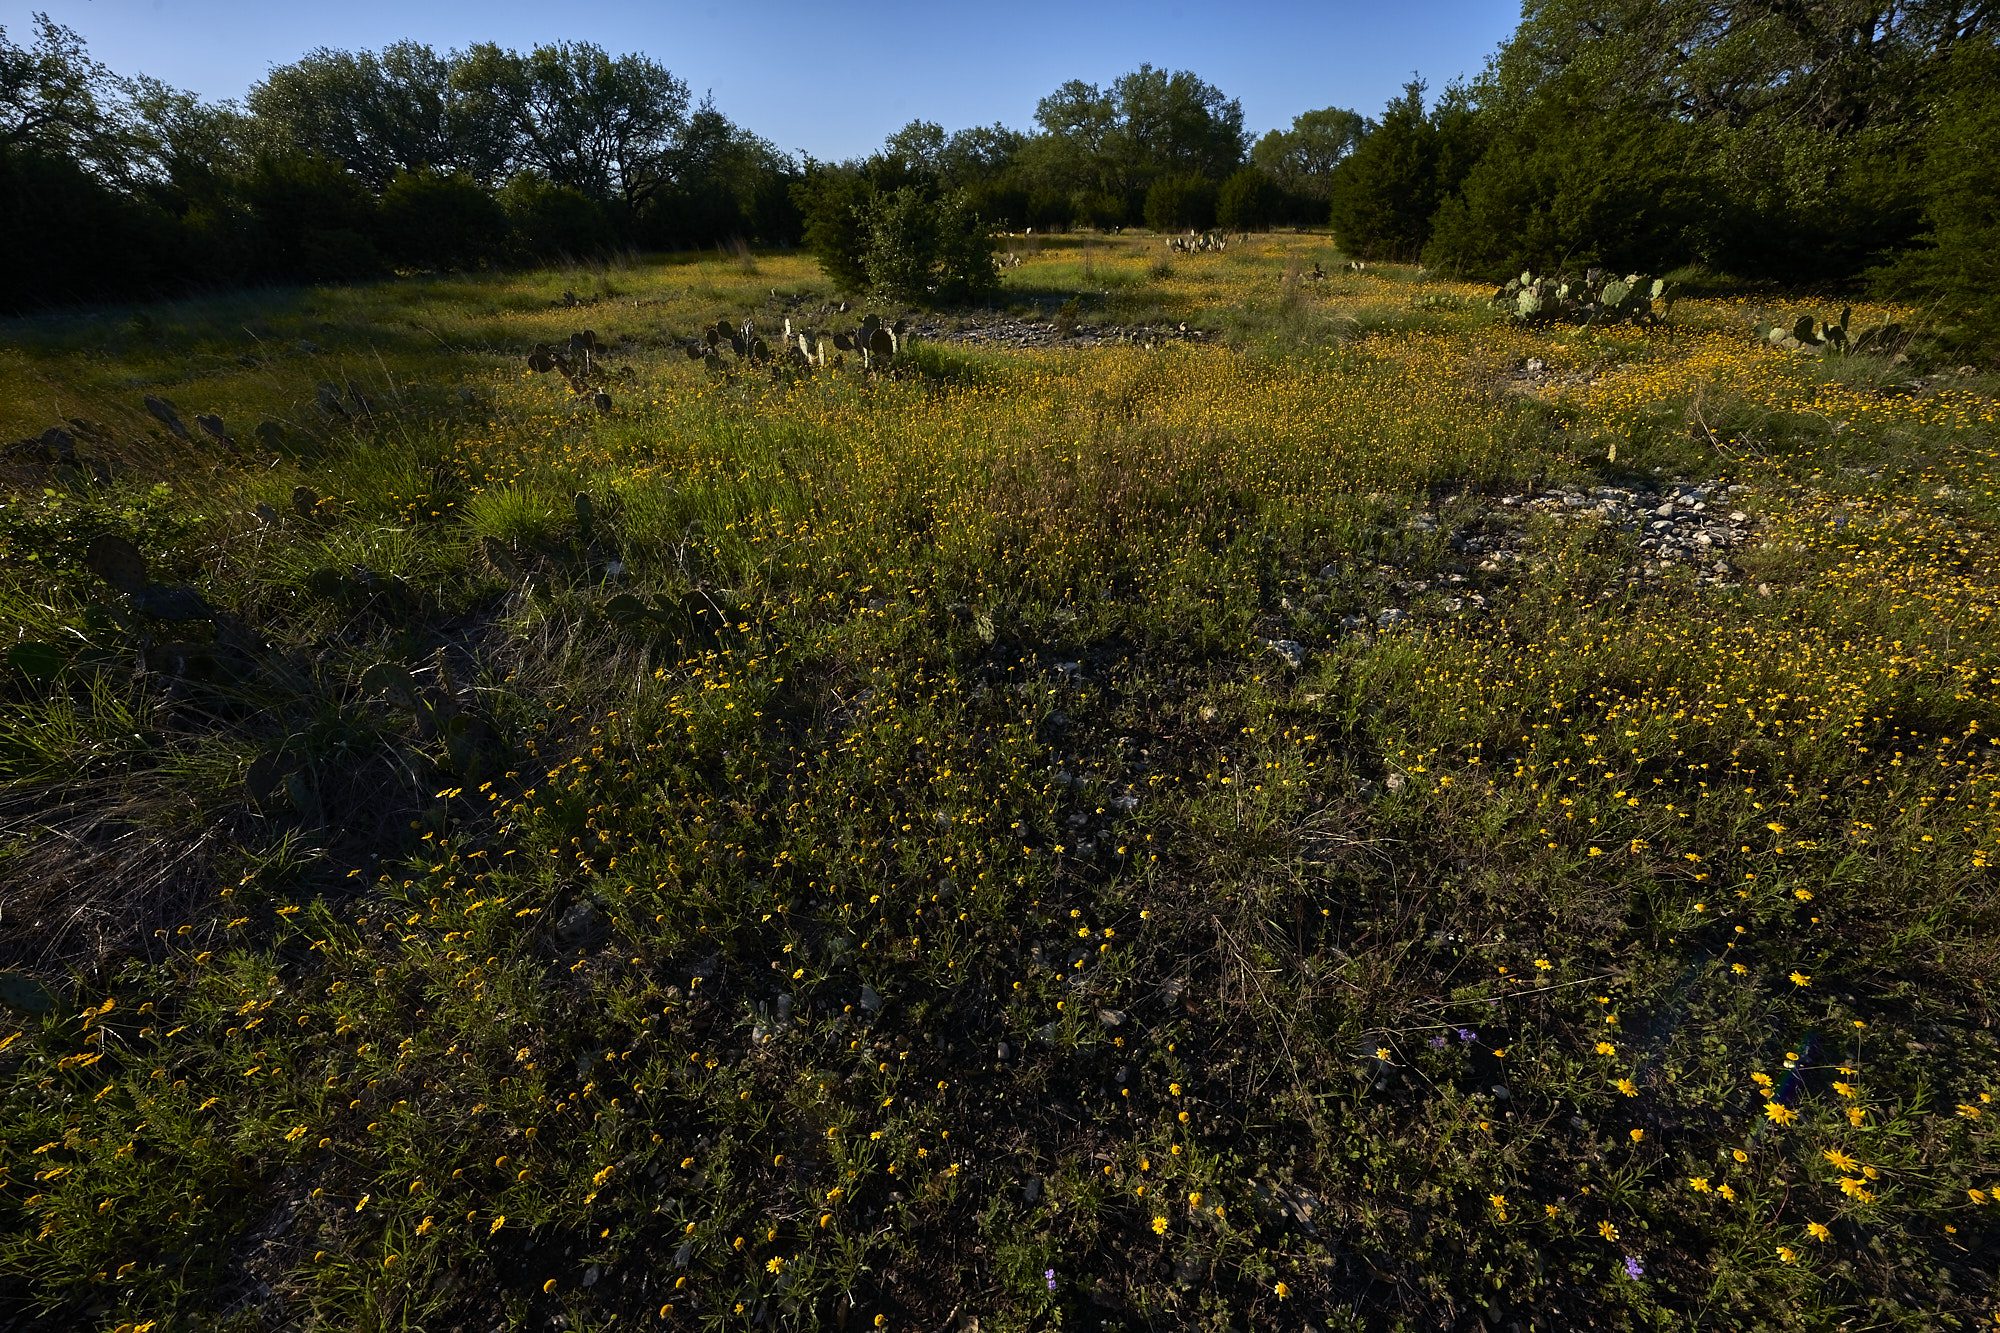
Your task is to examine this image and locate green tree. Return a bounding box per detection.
[1454,0,1996,282]
[457,40,688,214]
[903,122,1029,228]
[1,16,260,303]
[1494,0,1991,135]
[242,151,383,280]
[247,42,511,190]
[1034,79,1118,151]
[0,140,179,309]
[1216,167,1280,231]
[122,76,250,207]
[882,119,948,178]
[1424,91,1705,277]
[1880,40,2000,353]
[0,13,126,174]
[498,172,611,259]
[1022,68,1245,226]
[642,100,799,248]
[1028,79,1120,218]
[796,163,874,291]
[1108,64,1246,184]
[1326,81,1439,260]
[938,124,1025,183]
[1251,106,1364,201]
[379,169,507,269]
[1143,172,1218,231]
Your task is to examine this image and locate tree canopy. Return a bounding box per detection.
[1251,107,1365,201]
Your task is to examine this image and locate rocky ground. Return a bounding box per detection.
[908,314,1211,350]
[1257,480,1758,669]
[1473,480,1756,588]
[1497,354,1605,395]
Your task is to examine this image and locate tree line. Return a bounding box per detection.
[1,18,801,309]
[807,1,1995,343]
[1331,2,1995,316]
[4,5,1997,345]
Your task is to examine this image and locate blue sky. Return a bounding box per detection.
[34,0,1523,160]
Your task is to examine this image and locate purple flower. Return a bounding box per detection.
[1429,1034,1448,1049]
[1045,1268,1056,1291]
[1623,1255,1644,1280]
[1456,1028,1478,1044]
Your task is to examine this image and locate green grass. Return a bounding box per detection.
[1,234,1997,1331]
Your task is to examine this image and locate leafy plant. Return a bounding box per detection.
[802,177,999,306]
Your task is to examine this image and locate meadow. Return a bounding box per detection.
[0,232,1996,1330]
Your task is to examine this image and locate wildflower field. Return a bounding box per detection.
[1,233,1996,1330]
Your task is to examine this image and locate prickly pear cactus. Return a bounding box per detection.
[1758,307,1905,357]
[684,311,915,380]
[527,332,616,397]
[1494,271,1672,327]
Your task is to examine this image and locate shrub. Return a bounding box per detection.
[928,192,1002,303]
[862,187,936,302]
[0,145,185,310]
[242,152,384,282]
[1069,190,1127,231]
[498,174,613,261]
[802,175,998,306]
[1143,173,1217,232]
[1025,188,1073,231]
[1876,41,2000,356]
[176,202,260,286]
[965,180,1030,232]
[1327,82,1437,260]
[380,171,508,271]
[859,187,999,305]
[1424,101,1706,279]
[1216,167,1281,231]
[797,167,874,292]
[296,228,386,282]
